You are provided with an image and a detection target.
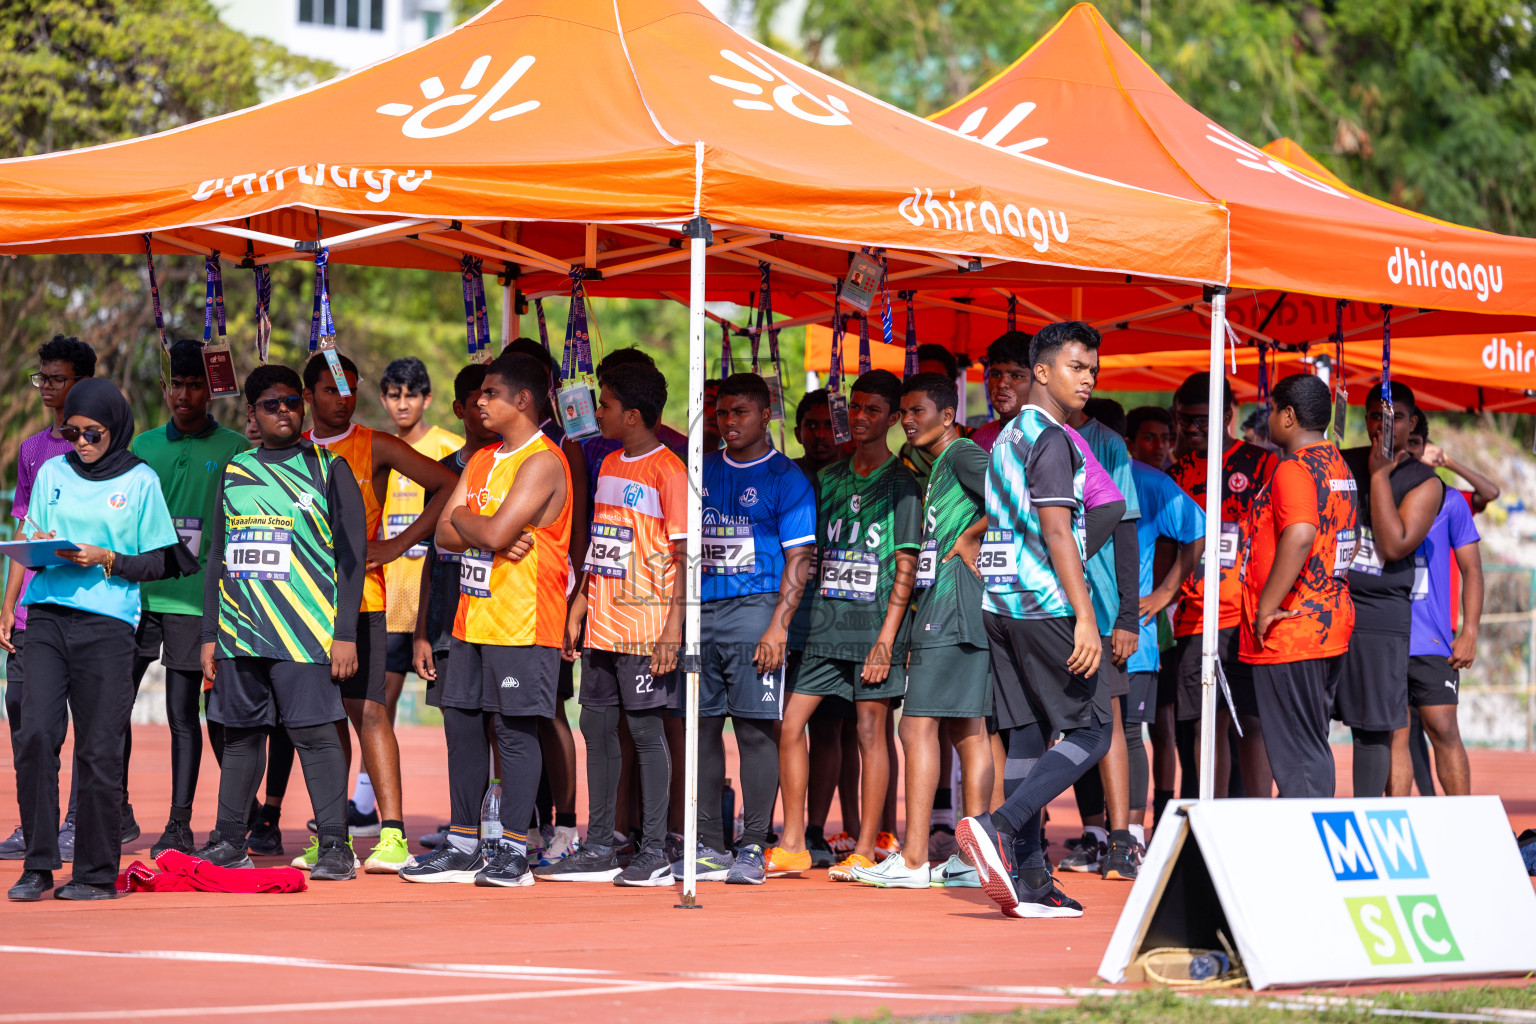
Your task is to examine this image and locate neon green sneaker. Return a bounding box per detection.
[291,835,358,872]
[364,827,411,873]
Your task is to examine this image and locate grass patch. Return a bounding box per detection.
[833,983,1536,1024]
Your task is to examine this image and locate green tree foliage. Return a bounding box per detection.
[746,0,1536,236]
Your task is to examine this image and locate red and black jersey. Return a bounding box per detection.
[1169,441,1278,636]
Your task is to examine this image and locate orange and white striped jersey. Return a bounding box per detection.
[585,444,688,654]
[452,432,572,648]
[382,424,463,633]
[306,423,385,613]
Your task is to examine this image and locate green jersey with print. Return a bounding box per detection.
[910,438,988,648]
[215,444,341,664]
[804,454,922,658]
[131,419,251,616]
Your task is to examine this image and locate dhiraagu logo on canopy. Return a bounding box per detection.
[1314,810,1463,966]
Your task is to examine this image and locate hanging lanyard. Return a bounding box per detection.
[829,280,846,394]
[722,320,734,377]
[1379,304,1394,458]
[460,255,479,357]
[561,270,594,384]
[1007,294,1017,333]
[203,254,226,345]
[143,234,166,351]
[246,238,271,365]
[535,298,550,352]
[309,247,349,397]
[903,290,918,379]
[857,309,871,376]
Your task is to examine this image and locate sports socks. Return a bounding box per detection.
[1000,724,1046,874]
[932,786,955,828]
[352,771,376,816]
[1123,704,1148,821]
[1352,727,1393,798]
[994,719,1112,855]
[1174,719,1199,799]
[1152,788,1174,828]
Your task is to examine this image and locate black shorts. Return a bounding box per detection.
[1127,671,1158,725]
[442,637,560,718]
[1408,654,1459,708]
[1335,628,1409,731]
[580,648,679,711]
[135,611,204,673]
[423,645,447,709]
[1173,628,1256,721]
[338,611,387,704]
[385,631,413,676]
[702,595,786,720]
[558,658,574,703]
[1156,650,1178,707]
[1101,636,1129,699]
[208,657,345,730]
[983,611,1110,732]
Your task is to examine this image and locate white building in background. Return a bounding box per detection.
[216,0,453,71]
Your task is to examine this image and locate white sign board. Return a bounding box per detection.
[1100,797,1536,990]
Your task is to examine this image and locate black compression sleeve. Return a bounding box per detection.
[1084,499,1124,559]
[201,475,230,646]
[1113,517,1139,634]
[327,456,368,643]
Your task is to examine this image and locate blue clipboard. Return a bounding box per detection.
[0,539,82,570]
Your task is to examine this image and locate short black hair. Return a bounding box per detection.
[1271,372,1331,431]
[504,337,555,378]
[1126,405,1172,441]
[303,352,360,390]
[168,339,207,380]
[380,357,431,395]
[602,361,667,429]
[985,330,1032,369]
[705,378,722,391]
[1083,396,1126,436]
[38,335,95,378]
[916,344,959,380]
[1174,371,1236,411]
[1365,380,1417,410]
[597,346,656,380]
[244,363,302,404]
[717,372,771,409]
[902,371,957,414]
[1029,321,1101,370]
[796,388,829,429]
[484,352,550,407]
[1410,407,1429,442]
[453,363,488,405]
[850,369,902,414]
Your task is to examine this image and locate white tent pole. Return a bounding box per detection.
[678,211,709,908]
[1198,287,1228,801]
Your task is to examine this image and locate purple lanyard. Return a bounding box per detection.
[203,254,226,345]
[1007,294,1017,333]
[828,280,846,393]
[561,270,594,382]
[143,234,166,351]
[904,290,919,379]
[308,248,336,351]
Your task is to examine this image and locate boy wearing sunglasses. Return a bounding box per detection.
[195,365,367,880]
[0,335,96,862]
[126,340,250,857]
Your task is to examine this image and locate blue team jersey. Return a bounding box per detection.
[700,448,816,602]
[983,406,1086,620]
[1076,417,1140,635]
[22,458,180,627]
[1410,490,1480,657]
[1128,460,1204,673]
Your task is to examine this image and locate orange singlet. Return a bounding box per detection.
[452,431,572,648]
[306,423,386,613]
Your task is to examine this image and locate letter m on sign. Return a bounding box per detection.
[1313,811,1377,880]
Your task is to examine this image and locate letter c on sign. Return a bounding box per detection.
[1411,902,1453,957]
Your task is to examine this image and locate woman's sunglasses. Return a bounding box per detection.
[60,425,106,444]
[255,395,303,415]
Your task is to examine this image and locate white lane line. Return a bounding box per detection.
[0,982,682,1022]
[678,982,1082,1005]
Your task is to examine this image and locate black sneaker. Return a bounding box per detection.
[807,833,836,869]
[150,820,195,858]
[307,800,380,837]
[7,869,52,901]
[247,816,285,857]
[120,804,141,847]
[419,824,450,850]
[614,846,672,887]
[1056,831,1107,873]
[57,813,76,862]
[535,843,621,882]
[1101,831,1138,882]
[192,835,254,870]
[399,841,485,884]
[474,843,534,888]
[0,824,25,860]
[310,837,357,881]
[54,880,120,901]
[1011,872,1084,918]
[956,814,1020,917]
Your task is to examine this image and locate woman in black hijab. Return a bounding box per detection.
[7,378,196,902]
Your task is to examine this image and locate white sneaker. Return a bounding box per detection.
[850,855,931,889]
[544,825,579,862]
[932,853,980,888]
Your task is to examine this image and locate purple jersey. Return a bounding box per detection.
[10,428,74,632]
[1410,489,1480,657]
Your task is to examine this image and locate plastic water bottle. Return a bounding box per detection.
[1188,952,1229,981]
[481,779,503,845]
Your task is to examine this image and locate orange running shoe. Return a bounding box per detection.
[764,846,811,878]
[827,831,856,856]
[874,832,902,862]
[828,853,875,881]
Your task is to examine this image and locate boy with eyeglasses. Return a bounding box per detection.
[0,335,96,861]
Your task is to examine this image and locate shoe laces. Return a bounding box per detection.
[485,843,523,872]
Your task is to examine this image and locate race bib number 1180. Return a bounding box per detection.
[226,517,293,582]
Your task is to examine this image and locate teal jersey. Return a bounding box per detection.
[22,459,179,628]
[909,438,988,649]
[1075,417,1139,635]
[983,406,1087,620]
[131,419,251,616]
[804,454,922,658]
